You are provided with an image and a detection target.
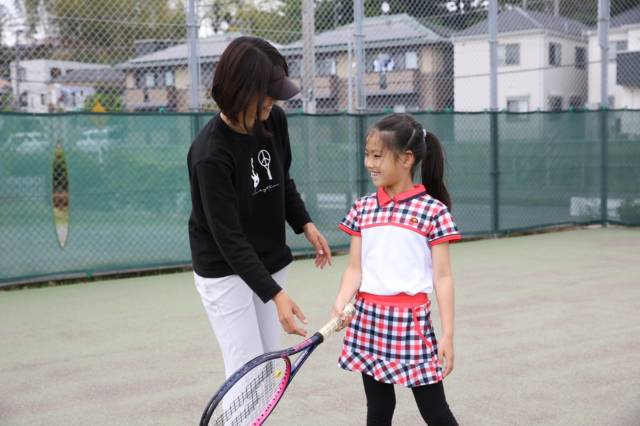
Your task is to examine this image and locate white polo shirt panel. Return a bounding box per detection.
[339,184,461,295]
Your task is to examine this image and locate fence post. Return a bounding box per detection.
[187,0,200,112]
[598,0,610,225]
[489,0,499,235]
[302,0,316,114]
[354,0,366,112]
[356,114,367,196]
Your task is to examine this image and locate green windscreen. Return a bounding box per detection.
[1,110,638,284]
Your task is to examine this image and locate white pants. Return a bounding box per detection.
[194,266,289,379]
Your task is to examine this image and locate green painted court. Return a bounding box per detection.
[1,227,639,425]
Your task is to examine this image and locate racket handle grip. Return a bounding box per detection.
[319,303,356,338]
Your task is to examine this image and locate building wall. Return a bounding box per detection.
[455,33,548,111]
[542,34,588,110]
[10,60,105,113]
[175,67,190,90]
[588,25,640,109]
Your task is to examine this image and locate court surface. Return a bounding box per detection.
[1,227,639,425]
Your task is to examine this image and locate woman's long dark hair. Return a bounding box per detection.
[371,114,452,209]
[211,36,288,137]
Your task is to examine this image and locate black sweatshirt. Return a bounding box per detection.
[187,105,311,303]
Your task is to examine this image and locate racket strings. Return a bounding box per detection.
[210,359,287,426]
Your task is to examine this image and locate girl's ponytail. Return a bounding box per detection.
[421,131,452,210]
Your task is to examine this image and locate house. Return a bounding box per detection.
[52,68,125,111]
[117,15,453,114]
[116,33,257,112]
[587,5,640,110]
[282,13,453,112]
[453,6,589,112]
[9,59,108,113]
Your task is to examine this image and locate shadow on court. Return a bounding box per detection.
[1,227,639,425]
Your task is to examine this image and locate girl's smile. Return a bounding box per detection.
[365,131,414,198]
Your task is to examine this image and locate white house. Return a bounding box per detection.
[9,59,107,113]
[453,6,589,112]
[587,5,640,110]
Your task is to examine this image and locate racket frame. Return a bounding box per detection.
[200,304,354,426]
[200,332,324,426]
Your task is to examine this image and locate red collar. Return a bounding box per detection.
[377,184,427,207]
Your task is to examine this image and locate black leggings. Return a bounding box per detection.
[361,374,458,426]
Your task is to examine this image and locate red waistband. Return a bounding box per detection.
[357,292,429,308]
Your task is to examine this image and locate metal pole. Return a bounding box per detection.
[302,0,316,114]
[14,30,23,112]
[598,0,610,225]
[489,0,498,112]
[489,0,499,234]
[354,0,366,112]
[347,38,353,113]
[599,0,609,109]
[187,0,200,112]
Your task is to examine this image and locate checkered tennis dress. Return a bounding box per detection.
[338,184,461,387]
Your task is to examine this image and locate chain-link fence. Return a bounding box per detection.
[1,1,640,284]
[1,109,639,285]
[2,1,639,113]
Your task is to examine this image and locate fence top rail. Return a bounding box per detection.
[2,108,640,119]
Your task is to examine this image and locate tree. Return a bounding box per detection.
[14,0,187,63]
[83,90,123,112]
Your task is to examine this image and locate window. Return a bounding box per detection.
[50,67,62,79]
[373,53,395,72]
[569,96,584,109]
[575,47,586,69]
[507,97,529,112]
[40,94,46,106]
[201,63,215,88]
[549,43,562,66]
[165,70,174,87]
[608,40,628,60]
[405,51,418,70]
[145,72,155,88]
[288,59,302,78]
[498,44,520,66]
[316,58,336,76]
[548,96,563,111]
[17,66,26,81]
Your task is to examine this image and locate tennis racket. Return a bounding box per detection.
[200,304,355,426]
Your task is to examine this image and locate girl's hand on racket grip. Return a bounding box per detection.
[331,300,354,331]
[273,291,308,337]
[438,336,455,377]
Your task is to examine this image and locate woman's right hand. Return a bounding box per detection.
[273,291,307,337]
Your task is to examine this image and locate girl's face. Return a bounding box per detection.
[364,131,413,188]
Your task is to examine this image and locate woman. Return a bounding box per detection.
[187,36,332,381]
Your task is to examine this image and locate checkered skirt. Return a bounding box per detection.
[338,294,443,387]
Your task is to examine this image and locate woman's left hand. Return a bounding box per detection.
[438,336,455,378]
[302,223,332,269]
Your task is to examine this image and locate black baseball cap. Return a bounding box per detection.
[267,65,300,100]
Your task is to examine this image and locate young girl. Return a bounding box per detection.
[333,114,460,425]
